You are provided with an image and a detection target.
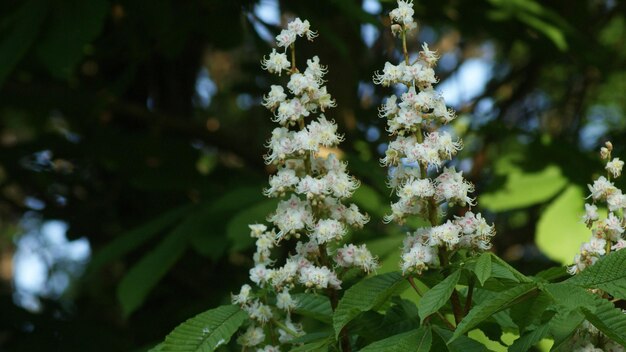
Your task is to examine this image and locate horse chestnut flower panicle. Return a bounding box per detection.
[232,17,378,351]
[375,1,495,275]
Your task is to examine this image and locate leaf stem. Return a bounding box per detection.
[464,276,475,316]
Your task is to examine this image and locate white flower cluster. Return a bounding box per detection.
[234,18,378,351]
[376,1,495,275]
[400,212,494,274]
[569,142,626,275]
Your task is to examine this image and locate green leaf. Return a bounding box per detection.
[508,323,550,352]
[0,0,49,86]
[533,266,569,283]
[35,0,108,78]
[565,248,626,299]
[333,271,407,338]
[489,253,533,282]
[549,283,626,346]
[536,186,603,265]
[290,337,333,352]
[548,309,585,350]
[293,293,333,324]
[117,209,212,316]
[474,253,492,286]
[359,327,432,352]
[432,326,490,352]
[481,162,567,212]
[162,305,247,352]
[452,283,537,341]
[88,204,192,274]
[418,270,461,323]
[509,292,552,333]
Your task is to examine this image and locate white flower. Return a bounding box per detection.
[607,191,626,212]
[304,56,327,82]
[389,0,415,26]
[582,203,599,225]
[265,168,299,197]
[262,85,287,110]
[587,176,616,201]
[232,284,252,305]
[277,318,304,343]
[435,167,476,206]
[311,218,346,244]
[307,115,343,147]
[249,224,267,238]
[261,49,290,75]
[257,345,281,352]
[276,288,297,311]
[299,265,341,289]
[581,237,606,256]
[250,264,271,285]
[401,242,438,274]
[288,18,317,40]
[398,178,435,199]
[276,29,297,48]
[379,95,399,118]
[420,43,439,67]
[324,170,359,198]
[268,195,314,238]
[335,244,378,273]
[373,62,406,86]
[431,221,462,249]
[606,157,624,178]
[237,326,265,347]
[245,300,273,324]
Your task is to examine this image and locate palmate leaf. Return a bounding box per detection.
[333,271,408,338]
[292,293,333,323]
[474,253,492,286]
[508,323,550,352]
[159,305,247,352]
[417,269,461,323]
[451,283,537,341]
[545,283,626,347]
[359,327,431,352]
[432,326,490,352]
[565,248,626,299]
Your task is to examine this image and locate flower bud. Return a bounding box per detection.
[391,24,403,37]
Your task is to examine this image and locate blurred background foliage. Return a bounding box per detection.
[0,0,625,350]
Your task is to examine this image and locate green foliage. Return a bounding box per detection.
[0,0,49,86]
[292,293,333,324]
[333,271,408,338]
[508,323,550,352]
[565,248,626,299]
[452,283,537,341]
[417,269,461,322]
[35,0,108,78]
[480,159,567,212]
[157,305,247,352]
[473,253,492,286]
[536,186,609,265]
[359,327,431,352]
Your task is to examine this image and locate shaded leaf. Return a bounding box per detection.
[509,323,550,352]
[293,293,333,324]
[418,270,461,323]
[0,0,49,86]
[161,305,247,352]
[359,327,431,352]
[333,271,407,338]
[452,283,537,341]
[35,0,108,78]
